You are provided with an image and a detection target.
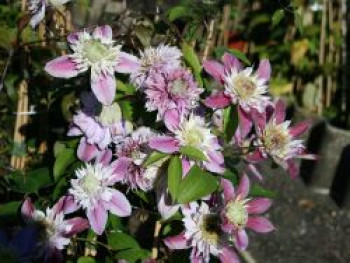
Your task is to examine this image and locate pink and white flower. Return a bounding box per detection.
[149,112,225,174]
[69,162,132,235]
[144,67,203,120]
[164,202,240,263]
[21,196,88,261]
[221,175,274,251]
[203,53,271,113]
[45,25,139,105]
[250,100,317,178]
[28,0,71,28]
[115,127,163,191]
[130,44,182,88]
[68,95,132,162]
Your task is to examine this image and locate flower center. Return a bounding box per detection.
[98,103,122,126]
[83,40,110,63]
[200,214,221,246]
[80,172,101,195]
[170,79,187,96]
[183,127,204,147]
[263,125,290,157]
[233,75,256,100]
[226,199,248,228]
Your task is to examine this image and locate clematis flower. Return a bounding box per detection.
[45,25,139,105]
[144,67,203,120]
[115,127,163,191]
[130,44,182,88]
[250,100,317,178]
[69,162,132,235]
[21,197,88,262]
[164,202,240,263]
[28,0,71,28]
[149,111,225,174]
[220,176,274,251]
[68,93,132,161]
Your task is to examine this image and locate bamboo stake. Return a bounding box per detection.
[202,19,216,61]
[218,4,231,47]
[151,220,161,260]
[326,0,335,107]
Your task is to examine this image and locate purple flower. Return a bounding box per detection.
[220,176,274,251]
[69,162,132,235]
[21,197,88,262]
[115,127,163,191]
[149,112,225,174]
[164,202,240,263]
[250,100,317,178]
[144,68,203,120]
[130,44,182,88]
[45,25,139,105]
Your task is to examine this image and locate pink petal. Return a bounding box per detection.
[251,108,266,132]
[29,3,45,28]
[105,189,132,217]
[222,53,242,72]
[164,233,189,249]
[67,125,83,136]
[245,164,263,180]
[21,198,35,219]
[274,100,286,124]
[287,160,299,179]
[77,138,99,162]
[109,157,132,184]
[115,52,140,74]
[157,192,180,219]
[246,149,265,163]
[149,136,179,153]
[219,246,240,263]
[67,32,79,44]
[203,60,225,84]
[91,73,116,105]
[87,204,108,235]
[93,25,112,40]
[237,174,250,199]
[45,55,79,78]
[246,216,274,233]
[182,158,192,178]
[64,217,89,236]
[257,59,271,81]
[289,121,310,138]
[52,195,80,215]
[204,92,231,109]
[247,198,272,214]
[221,178,235,202]
[163,109,181,132]
[96,149,113,165]
[238,106,252,138]
[204,150,225,174]
[221,218,234,233]
[235,229,248,251]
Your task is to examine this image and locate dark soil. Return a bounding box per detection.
[248,166,350,263]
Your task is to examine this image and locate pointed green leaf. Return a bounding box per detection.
[168,6,192,22]
[181,42,203,88]
[179,146,207,161]
[168,156,182,200]
[143,151,169,167]
[223,105,239,143]
[54,148,75,181]
[272,9,285,26]
[107,232,140,250]
[177,165,218,204]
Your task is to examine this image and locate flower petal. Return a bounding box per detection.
[204,150,225,174]
[204,92,231,109]
[93,25,112,40]
[246,216,274,233]
[245,164,263,180]
[77,138,99,162]
[164,233,189,249]
[106,189,132,217]
[91,73,116,105]
[274,100,286,124]
[203,60,225,84]
[219,246,240,263]
[87,205,108,235]
[247,198,272,214]
[64,217,89,236]
[52,195,80,215]
[115,52,140,74]
[257,59,271,81]
[221,178,235,202]
[235,229,248,251]
[96,149,113,165]
[237,174,250,199]
[238,106,252,138]
[109,157,132,184]
[21,198,35,219]
[222,53,242,72]
[29,2,45,28]
[246,149,265,163]
[289,120,310,138]
[45,55,79,78]
[149,136,179,153]
[163,109,181,132]
[287,160,299,179]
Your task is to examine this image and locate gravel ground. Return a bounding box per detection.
[248,166,350,263]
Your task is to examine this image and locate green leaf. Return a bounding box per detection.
[115,248,151,263]
[250,185,276,198]
[0,201,21,226]
[272,9,285,26]
[7,168,52,194]
[53,147,75,181]
[107,232,140,250]
[168,6,191,22]
[179,146,207,161]
[177,165,218,204]
[294,13,303,35]
[143,151,169,167]
[181,42,203,88]
[168,156,182,201]
[77,257,96,263]
[223,105,239,143]
[214,47,250,65]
